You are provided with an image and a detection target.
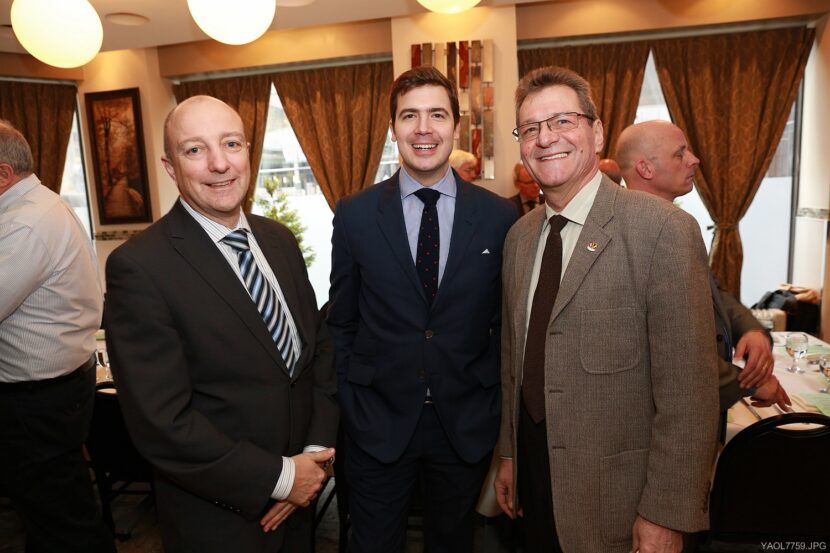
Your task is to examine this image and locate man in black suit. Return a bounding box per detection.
[327,66,516,553]
[104,95,337,553]
[509,162,543,216]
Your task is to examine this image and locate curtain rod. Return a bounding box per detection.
[171,53,393,84]
[0,75,76,85]
[518,15,818,50]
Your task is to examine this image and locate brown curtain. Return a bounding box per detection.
[0,80,77,193]
[518,41,649,158]
[271,61,393,210]
[173,74,271,211]
[653,27,814,299]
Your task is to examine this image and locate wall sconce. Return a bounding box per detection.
[416,0,482,14]
[187,0,277,45]
[10,0,103,68]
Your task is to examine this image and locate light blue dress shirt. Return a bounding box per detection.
[399,166,457,286]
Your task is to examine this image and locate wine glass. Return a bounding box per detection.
[785,333,809,374]
[819,354,830,394]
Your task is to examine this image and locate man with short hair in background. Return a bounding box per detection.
[510,161,543,216]
[0,120,115,553]
[615,119,789,414]
[495,67,719,553]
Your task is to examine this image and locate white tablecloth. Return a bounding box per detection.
[725,331,829,441]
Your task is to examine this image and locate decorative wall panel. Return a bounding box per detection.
[412,39,495,180]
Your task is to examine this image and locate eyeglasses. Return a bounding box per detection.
[512,112,594,142]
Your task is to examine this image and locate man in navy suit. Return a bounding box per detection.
[327,66,517,553]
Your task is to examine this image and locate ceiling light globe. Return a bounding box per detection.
[416,0,482,14]
[187,0,277,45]
[11,0,103,68]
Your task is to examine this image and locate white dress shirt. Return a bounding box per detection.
[0,174,102,382]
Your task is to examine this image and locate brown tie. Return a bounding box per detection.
[522,215,569,423]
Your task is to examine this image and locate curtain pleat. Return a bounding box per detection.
[653,27,814,299]
[0,81,77,193]
[271,61,393,211]
[173,74,272,212]
[519,41,649,158]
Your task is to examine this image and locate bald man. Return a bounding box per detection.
[616,120,789,414]
[105,95,338,553]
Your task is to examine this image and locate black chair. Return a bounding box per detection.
[705,412,830,547]
[85,382,155,540]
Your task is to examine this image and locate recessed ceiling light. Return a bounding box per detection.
[106,12,150,26]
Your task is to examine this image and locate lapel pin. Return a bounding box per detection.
[586,242,598,252]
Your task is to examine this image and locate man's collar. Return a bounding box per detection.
[399,165,457,199]
[178,197,250,243]
[0,173,40,208]
[543,170,602,226]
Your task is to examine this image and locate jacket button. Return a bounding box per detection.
[425,330,434,339]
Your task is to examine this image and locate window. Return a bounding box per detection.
[634,52,795,305]
[253,84,398,306]
[60,111,93,237]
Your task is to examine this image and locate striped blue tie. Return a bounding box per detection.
[222,229,296,375]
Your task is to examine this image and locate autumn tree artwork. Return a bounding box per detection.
[85,88,152,224]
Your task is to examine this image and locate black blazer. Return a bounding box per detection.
[327,170,517,464]
[104,201,337,552]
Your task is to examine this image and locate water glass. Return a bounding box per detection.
[819,354,830,394]
[785,333,809,374]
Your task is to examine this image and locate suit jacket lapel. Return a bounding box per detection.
[165,202,285,369]
[435,177,476,307]
[550,178,615,322]
[512,207,546,348]
[376,174,427,303]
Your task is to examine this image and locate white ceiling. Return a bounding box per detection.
[0,0,545,55]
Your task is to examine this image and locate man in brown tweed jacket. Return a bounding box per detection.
[495,67,719,553]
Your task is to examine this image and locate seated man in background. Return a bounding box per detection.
[510,162,543,216]
[0,120,115,552]
[449,148,478,182]
[616,120,790,413]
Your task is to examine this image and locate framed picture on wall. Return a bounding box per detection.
[85,87,152,224]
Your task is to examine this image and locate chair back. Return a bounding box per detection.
[710,412,830,541]
[86,383,153,483]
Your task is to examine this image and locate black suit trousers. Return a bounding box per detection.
[0,364,115,553]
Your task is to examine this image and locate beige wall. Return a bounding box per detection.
[390,6,520,197]
[157,19,392,78]
[77,48,177,282]
[516,0,830,41]
[795,16,829,330]
[799,16,830,338]
[0,52,82,80]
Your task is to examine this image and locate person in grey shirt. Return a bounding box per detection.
[0,120,114,553]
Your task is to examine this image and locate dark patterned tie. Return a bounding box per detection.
[414,188,441,304]
[222,229,296,375]
[522,215,569,423]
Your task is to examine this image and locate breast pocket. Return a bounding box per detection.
[579,307,640,374]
